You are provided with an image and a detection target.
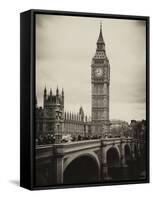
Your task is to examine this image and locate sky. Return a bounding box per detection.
[36,14,146,123]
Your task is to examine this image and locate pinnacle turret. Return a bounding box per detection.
[50,88,52,96]
[62,88,64,96]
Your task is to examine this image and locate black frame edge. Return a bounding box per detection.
[146,16,150,183]
[20,10,33,190]
[20,9,150,190]
[23,9,150,19]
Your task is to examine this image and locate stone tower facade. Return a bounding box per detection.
[36,87,91,140]
[91,23,110,137]
[36,87,64,138]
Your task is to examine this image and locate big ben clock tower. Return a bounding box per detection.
[91,23,110,137]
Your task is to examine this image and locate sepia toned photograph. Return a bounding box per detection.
[34,13,148,188]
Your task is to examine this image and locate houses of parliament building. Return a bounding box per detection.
[36,24,110,140]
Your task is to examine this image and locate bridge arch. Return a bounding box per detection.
[106,146,120,166]
[123,143,131,151]
[124,144,131,163]
[63,152,100,184]
[105,146,121,180]
[105,145,121,162]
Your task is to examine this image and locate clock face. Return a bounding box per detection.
[95,68,103,77]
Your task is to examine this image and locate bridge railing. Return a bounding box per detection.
[36,136,134,147]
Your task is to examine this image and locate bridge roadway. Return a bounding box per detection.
[35,137,142,185]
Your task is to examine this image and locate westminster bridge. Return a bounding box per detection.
[35,137,145,186]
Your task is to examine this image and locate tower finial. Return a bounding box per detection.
[44,85,47,95]
[100,21,102,31]
[56,85,59,96]
[97,21,104,45]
